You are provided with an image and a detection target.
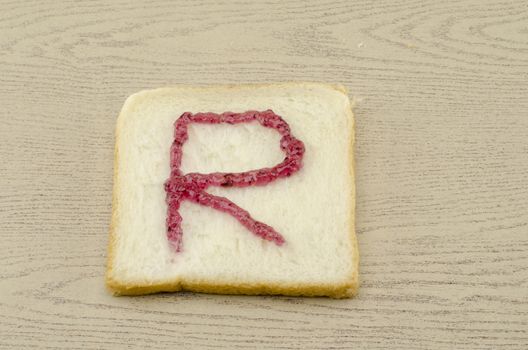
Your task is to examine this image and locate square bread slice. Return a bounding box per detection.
[106,83,358,298]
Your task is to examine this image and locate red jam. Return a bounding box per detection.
[164,110,305,252]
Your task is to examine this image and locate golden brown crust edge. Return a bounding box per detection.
[105,83,359,299]
[107,279,356,298]
[344,85,360,298]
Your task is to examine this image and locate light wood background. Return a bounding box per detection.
[1,0,527,349]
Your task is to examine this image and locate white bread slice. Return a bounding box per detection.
[106,83,358,298]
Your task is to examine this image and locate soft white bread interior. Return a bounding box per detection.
[107,83,358,298]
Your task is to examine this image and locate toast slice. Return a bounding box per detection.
[106,83,358,298]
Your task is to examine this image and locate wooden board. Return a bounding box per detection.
[1,0,527,348]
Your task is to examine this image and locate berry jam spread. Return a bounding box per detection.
[164,110,305,252]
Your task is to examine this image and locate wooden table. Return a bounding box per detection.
[1,1,527,349]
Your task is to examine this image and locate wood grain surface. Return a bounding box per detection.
[1,0,528,349]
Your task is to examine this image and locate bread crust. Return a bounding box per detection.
[106,83,359,298]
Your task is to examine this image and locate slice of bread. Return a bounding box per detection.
[106,83,358,298]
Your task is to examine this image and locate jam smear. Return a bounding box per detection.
[164,110,305,252]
